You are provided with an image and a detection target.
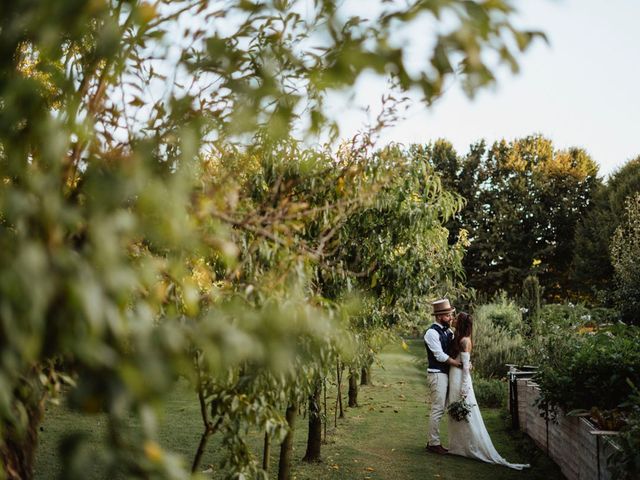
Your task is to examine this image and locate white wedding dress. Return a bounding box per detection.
[447,352,530,470]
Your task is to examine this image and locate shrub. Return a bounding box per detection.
[521,275,543,336]
[523,303,585,369]
[590,307,621,325]
[534,324,640,414]
[536,303,617,329]
[473,377,508,408]
[472,301,525,378]
[522,303,618,370]
[479,294,524,333]
[608,383,640,480]
[538,303,591,327]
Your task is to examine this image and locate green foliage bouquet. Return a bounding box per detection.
[448,397,475,422]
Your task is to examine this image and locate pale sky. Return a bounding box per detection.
[329,0,640,178]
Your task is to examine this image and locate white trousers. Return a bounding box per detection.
[427,372,449,446]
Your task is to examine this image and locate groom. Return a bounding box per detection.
[424,298,461,455]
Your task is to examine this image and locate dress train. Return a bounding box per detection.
[447,352,530,470]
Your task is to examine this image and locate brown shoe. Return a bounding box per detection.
[426,445,448,455]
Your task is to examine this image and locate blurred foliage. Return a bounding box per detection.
[0,0,543,478]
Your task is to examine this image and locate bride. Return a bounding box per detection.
[447,312,530,470]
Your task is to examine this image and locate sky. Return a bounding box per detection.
[329,0,640,178]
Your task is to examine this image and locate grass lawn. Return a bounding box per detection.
[34,339,564,479]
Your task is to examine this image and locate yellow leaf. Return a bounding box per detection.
[138,2,157,23]
[143,441,163,462]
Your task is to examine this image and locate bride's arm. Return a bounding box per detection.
[460,338,472,398]
[460,352,472,397]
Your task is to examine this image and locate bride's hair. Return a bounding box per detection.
[451,312,473,358]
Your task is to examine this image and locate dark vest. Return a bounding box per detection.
[424,323,453,373]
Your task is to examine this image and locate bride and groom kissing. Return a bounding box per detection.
[424,299,529,470]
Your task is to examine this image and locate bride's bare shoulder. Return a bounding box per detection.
[460,337,472,352]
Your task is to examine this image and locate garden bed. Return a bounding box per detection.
[509,367,620,480]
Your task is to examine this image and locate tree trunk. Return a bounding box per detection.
[192,419,223,472]
[302,383,322,463]
[0,381,46,480]
[348,368,359,408]
[192,359,223,473]
[322,378,327,443]
[336,361,344,419]
[278,403,297,480]
[360,365,370,385]
[262,432,271,472]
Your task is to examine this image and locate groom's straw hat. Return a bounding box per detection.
[431,298,455,316]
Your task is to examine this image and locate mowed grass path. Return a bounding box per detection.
[34,340,564,479]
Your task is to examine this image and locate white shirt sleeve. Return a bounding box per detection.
[424,328,450,363]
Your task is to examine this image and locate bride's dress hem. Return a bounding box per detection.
[447,352,531,471]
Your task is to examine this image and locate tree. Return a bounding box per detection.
[572,156,640,301]
[420,135,599,300]
[408,140,484,249]
[485,137,597,299]
[318,143,470,405]
[521,275,543,336]
[610,193,640,324]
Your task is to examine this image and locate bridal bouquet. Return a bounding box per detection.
[447,397,475,422]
